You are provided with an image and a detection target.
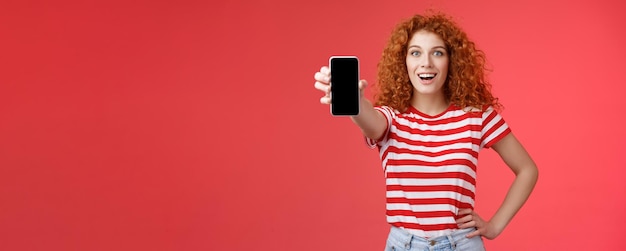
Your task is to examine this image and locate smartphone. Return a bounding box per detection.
[329,56,360,116]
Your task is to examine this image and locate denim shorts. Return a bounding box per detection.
[384,226,485,251]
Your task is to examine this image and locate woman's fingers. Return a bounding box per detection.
[315,66,367,105]
[314,71,330,83]
[458,221,476,229]
[359,79,368,90]
[456,213,476,229]
[466,229,482,239]
[320,66,330,75]
[316,81,331,104]
[456,209,484,230]
[314,66,332,105]
[314,81,330,94]
[320,96,331,105]
[458,208,473,216]
[455,209,493,239]
[455,214,473,224]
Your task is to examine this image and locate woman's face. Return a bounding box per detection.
[405,30,449,97]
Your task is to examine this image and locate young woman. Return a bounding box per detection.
[314,13,538,251]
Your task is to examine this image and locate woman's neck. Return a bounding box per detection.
[410,92,449,116]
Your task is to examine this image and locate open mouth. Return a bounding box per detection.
[418,73,436,80]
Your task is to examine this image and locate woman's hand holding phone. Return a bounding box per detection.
[313,66,368,107]
[313,65,385,140]
[314,66,333,105]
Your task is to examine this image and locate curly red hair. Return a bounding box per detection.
[375,12,501,112]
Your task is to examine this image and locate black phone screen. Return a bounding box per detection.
[330,57,359,116]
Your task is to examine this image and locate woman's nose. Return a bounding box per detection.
[420,55,433,68]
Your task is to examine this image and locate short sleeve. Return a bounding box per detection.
[480,107,512,149]
[365,106,395,148]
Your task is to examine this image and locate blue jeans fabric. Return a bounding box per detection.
[384,226,486,251]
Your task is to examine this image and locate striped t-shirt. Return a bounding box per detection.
[366,104,511,238]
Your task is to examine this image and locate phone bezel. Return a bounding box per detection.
[329,56,360,116]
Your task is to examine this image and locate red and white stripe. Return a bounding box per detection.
[367,105,510,238]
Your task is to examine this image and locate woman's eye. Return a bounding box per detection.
[411,51,421,56]
[433,51,443,56]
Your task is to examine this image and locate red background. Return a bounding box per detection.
[1,0,625,250]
